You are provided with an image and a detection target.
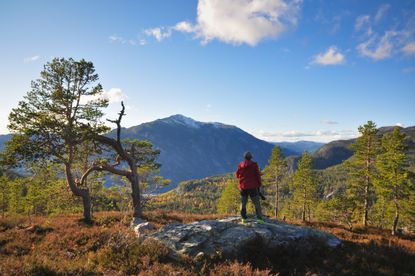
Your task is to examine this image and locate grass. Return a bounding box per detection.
[1,211,415,275]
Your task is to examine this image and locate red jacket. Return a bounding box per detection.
[236,160,262,190]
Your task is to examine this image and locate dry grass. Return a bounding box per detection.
[1,211,415,275]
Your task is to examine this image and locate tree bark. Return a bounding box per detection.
[392,200,400,236]
[302,196,306,222]
[130,166,142,218]
[64,163,92,222]
[274,180,279,219]
[363,136,372,227]
[2,190,5,218]
[302,186,307,222]
[82,193,92,222]
[363,183,369,227]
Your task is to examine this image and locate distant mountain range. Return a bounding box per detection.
[1,115,413,191]
[0,134,11,152]
[0,115,322,188]
[274,141,324,156]
[108,115,282,188]
[311,126,415,170]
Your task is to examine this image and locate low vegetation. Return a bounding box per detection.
[1,211,415,275]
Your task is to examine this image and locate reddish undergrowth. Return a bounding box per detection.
[0,211,414,275]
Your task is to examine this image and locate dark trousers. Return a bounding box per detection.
[240,188,263,219]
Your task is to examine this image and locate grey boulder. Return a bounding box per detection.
[146,217,341,260]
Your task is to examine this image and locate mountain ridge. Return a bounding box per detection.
[1,115,413,190]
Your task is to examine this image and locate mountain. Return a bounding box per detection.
[312,125,415,170]
[0,134,12,151]
[312,139,354,169]
[274,141,324,155]
[0,116,300,189]
[109,115,289,189]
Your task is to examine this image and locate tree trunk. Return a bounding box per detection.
[130,165,142,218]
[302,201,306,222]
[82,193,92,222]
[302,187,306,222]
[363,183,369,227]
[2,191,5,218]
[363,137,372,227]
[64,163,92,222]
[392,200,399,236]
[274,181,279,219]
[308,205,311,222]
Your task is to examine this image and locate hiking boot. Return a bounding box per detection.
[257,218,265,224]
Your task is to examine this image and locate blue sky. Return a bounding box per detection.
[0,0,414,142]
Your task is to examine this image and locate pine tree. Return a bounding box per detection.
[216,179,240,215]
[7,178,27,215]
[0,176,9,218]
[263,146,288,218]
[376,127,412,235]
[346,120,380,227]
[4,58,109,222]
[292,151,316,222]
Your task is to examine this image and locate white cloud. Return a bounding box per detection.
[396,122,404,127]
[321,120,339,125]
[196,0,301,46]
[354,6,415,61]
[357,31,397,60]
[102,88,124,104]
[148,0,302,46]
[24,55,40,63]
[174,21,196,33]
[374,4,390,23]
[257,129,358,143]
[402,41,415,55]
[80,88,125,105]
[144,27,172,42]
[109,35,148,46]
[355,15,371,32]
[109,34,126,44]
[311,46,345,65]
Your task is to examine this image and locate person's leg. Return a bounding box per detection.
[240,189,248,219]
[248,189,263,220]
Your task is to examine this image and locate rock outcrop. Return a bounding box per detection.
[136,217,341,261]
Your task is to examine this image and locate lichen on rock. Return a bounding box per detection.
[134,217,341,261]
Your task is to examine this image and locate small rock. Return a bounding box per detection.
[131,217,156,238]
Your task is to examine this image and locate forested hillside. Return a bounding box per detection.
[150,123,415,235]
[1,57,414,275]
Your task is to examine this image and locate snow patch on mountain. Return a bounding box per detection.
[163,114,202,128]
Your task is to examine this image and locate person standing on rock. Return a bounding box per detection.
[236,151,264,224]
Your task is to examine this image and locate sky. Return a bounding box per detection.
[0,0,414,142]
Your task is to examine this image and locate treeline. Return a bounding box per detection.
[0,163,133,218]
[0,162,172,218]
[0,58,166,221]
[218,121,415,235]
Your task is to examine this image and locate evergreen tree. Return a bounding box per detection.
[4,58,109,222]
[7,178,27,214]
[376,127,413,235]
[216,179,240,215]
[292,151,316,222]
[0,176,9,218]
[263,146,288,218]
[346,120,380,227]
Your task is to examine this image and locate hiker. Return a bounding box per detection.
[235,151,264,224]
